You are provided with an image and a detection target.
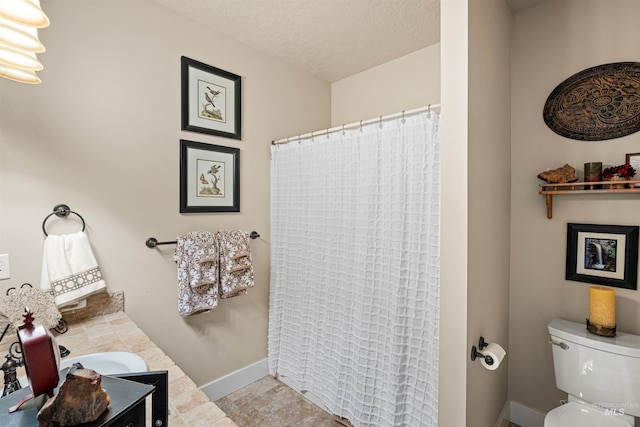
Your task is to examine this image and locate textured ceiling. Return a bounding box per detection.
[147,0,545,83]
[150,0,440,83]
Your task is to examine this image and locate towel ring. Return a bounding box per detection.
[42,204,86,236]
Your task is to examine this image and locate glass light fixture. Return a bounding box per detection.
[0,0,49,29]
[0,64,40,84]
[0,0,49,84]
[0,17,44,52]
[0,44,42,70]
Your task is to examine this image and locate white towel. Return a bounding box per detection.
[40,231,107,309]
[174,231,219,316]
[216,230,254,298]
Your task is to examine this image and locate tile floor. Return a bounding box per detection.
[216,375,523,427]
[215,376,336,426]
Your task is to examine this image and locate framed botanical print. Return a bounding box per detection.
[180,139,240,213]
[181,56,241,140]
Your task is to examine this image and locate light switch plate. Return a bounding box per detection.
[0,254,10,280]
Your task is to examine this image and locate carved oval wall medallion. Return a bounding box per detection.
[543,62,640,141]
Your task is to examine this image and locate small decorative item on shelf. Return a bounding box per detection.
[537,163,578,183]
[584,162,603,189]
[603,163,636,188]
[584,162,603,182]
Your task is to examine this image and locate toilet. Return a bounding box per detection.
[546,318,640,427]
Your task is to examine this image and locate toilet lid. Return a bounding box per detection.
[545,402,633,427]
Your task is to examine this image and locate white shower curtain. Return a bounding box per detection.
[269,111,440,427]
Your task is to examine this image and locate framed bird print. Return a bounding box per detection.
[180,139,240,213]
[181,56,242,140]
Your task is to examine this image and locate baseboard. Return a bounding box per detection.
[495,399,510,427]
[510,400,546,427]
[200,358,269,402]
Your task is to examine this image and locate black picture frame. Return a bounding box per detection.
[180,139,240,213]
[566,223,639,290]
[181,56,241,140]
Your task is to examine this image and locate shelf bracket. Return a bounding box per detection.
[545,194,553,219]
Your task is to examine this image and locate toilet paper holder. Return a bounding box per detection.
[470,336,494,366]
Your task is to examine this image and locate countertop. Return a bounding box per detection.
[0,310,238,427]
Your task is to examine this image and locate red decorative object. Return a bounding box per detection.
[8,309,60,413]
[603,163,636,179]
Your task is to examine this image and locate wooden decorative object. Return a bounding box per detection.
[586,318,616,337]
[539,181,640,218]
[544,62,640,141]
[537,164,578,183]
[543,62,640,141]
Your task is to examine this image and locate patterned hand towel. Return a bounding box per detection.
[216,230,254,298]
[40,231,107,309]
[175,231,219,316]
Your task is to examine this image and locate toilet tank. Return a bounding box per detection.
[548,318,640,417]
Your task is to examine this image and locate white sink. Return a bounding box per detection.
[59,351,149,375]
[19,351,148,387]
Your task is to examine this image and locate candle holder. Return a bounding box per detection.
[584,162,603,189]
[586,318,616,337]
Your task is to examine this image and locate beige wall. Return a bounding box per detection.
[439,0,469,425]
[467,0,512,425]
[330,45,440,126]
[510,0,640,413]
[0,0,330,387]
[440,1,513,425]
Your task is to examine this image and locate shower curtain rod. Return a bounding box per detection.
[271,103,441,145]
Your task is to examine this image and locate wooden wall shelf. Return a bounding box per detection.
[539,180,640,219]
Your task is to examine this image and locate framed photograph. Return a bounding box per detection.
[181,56,241,140]
[626,152,640,187]
[180,139,240,213]
[566,223,639,290]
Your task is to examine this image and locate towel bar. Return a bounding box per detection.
[145,231,260,248]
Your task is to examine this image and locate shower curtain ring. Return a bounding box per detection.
[342,124,346,136]
[402,110,406,124]
[379,116,383,129]
[359,120,364,132]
